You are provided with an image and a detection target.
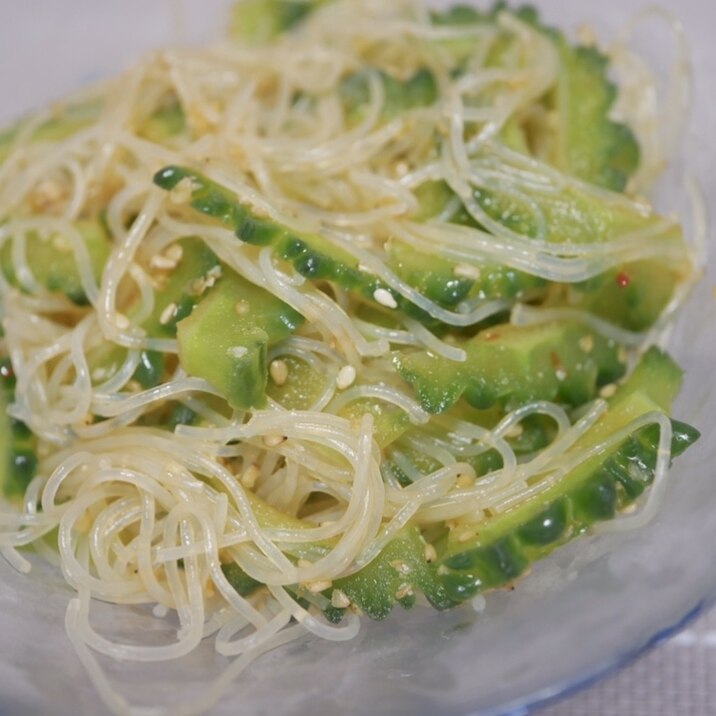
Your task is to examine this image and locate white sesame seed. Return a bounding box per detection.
[51,234,72,253]
[240,464,260,489]
[159,302,178,326]
[91,367,109,382]
[389,560,412,576]
[555,368,567,381]
[235,300,250,316]
[424,544,437,563]
[505,423,524,439]
[297,559,313,569]
[263,434,285,448]
[270,359,289,386]
[336,365,357,390]
[331,589,351,609]
[576,23,597,46]
[579,335,594,353]
[306,579,332,594]
[227,346,248,359]
[373,288,398,309]
[395,583,414,600]
[394,162,410,177]
[599,383,618,399]
[115,313,130,330]
[456,474,475,489]
[152,604,169,618]
[453,263,482,281]
[165,244,184,263]
[204,272,221,290]
[471,594,487,613]
[458,530,477,543]
[169,176,194,204]
[149,254,179,271]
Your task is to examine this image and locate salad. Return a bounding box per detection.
[0,1,700,714]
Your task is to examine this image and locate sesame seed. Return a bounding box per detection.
[373,288,398,309]
[152,604,169,618]
[458,530,477,543]
[453,263,482,280]
[456,474,475,489]
[149,254,179,271]
[159,302,178,326]
[471,595,487,613]
[579,335,594,353]
[165,244,184,263]
[263,434,285,448]
[91,367,109,382]
[204,266,223,290]
[235,300,250,316]
[297,559,313,569]
[576,23,597,46]
[240,464,260,489]
[389,560,412,575]
[618,347,629,364]
[331,589,351,609]
[51,234,72,253]
[424,544,437,563]
[394,161,410,177]
[227,346,248,359]
[395,583,414,600]
[505,423,524,439]
[270,359,289,386]
[306,579,332,594]
[599,383,618,399]
[336,365,357,390]
[555,368,567,381]
[169,176,194,204]
[115,313,130,330]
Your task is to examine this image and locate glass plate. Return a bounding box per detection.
[1,1,714,714]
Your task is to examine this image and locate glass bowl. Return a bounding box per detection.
[0,1,714,714]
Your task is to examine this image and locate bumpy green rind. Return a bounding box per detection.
[432,2,640,191]
[397,320,626,414]
[153,166,536,324]
[438,416,698,601]
[0,357,38,499]
[319,349,698,620]
[325,526,455,622]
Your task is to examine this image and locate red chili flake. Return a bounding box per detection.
[616,271,630,288]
